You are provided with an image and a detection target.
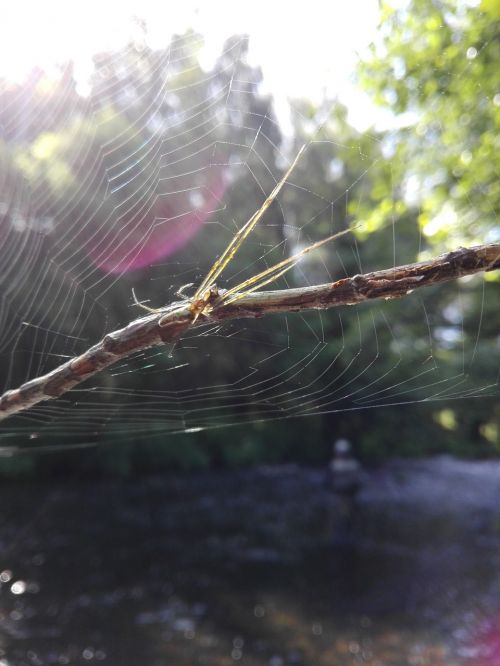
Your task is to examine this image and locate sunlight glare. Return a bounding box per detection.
[0,0,380,126]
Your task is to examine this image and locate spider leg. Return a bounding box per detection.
[219,227,353,306]
[193,145,307,300]
[131,287,162,314]
[175,282,195,300]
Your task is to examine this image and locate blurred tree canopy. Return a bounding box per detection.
[357,0,499,247]
[0,1,498,478]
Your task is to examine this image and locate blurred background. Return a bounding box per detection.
[0,0,499,663]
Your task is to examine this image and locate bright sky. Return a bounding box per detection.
[0,0,382,129]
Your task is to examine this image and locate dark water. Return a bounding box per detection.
[1,457,500,666]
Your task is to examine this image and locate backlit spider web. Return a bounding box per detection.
[0,7,498,455]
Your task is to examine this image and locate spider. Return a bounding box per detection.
[133,145,351,325]
[132,281,220,323]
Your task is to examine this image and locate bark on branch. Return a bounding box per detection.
[1,243,499,422]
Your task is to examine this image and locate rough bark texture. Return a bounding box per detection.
[1,243,498,422]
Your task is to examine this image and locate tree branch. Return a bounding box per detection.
[1,243,499,422]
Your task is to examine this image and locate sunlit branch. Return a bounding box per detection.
[0,243,498,423]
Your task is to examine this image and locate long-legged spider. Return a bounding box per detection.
[133,145,351,325]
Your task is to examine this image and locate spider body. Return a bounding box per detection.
[187,284,220,322]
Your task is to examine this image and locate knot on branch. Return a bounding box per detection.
[443,246,498,274]
[351,274,372,298]
[351,273,425,300]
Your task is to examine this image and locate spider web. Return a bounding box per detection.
[0,7,498,456]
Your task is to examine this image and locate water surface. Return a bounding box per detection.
[1,457,500,665]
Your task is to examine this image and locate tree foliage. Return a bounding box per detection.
[358,0,499,247]
[0,2,498,477]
